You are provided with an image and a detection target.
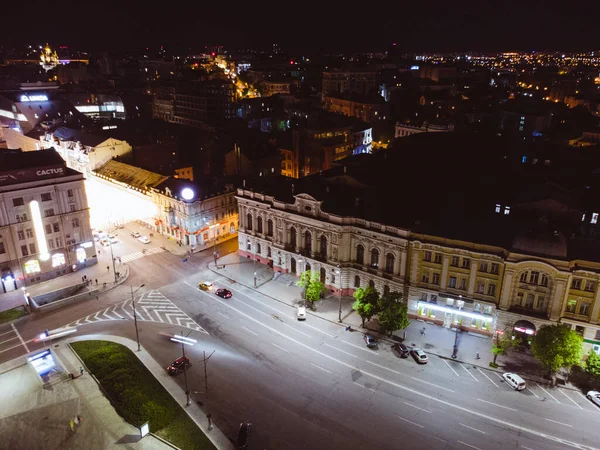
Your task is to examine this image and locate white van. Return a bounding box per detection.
[502,372,526,390]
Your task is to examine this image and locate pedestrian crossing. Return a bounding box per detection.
[120,247,164,263]
[61,290,208,334]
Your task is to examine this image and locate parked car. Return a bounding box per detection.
[236,422,251,449]
[391,343,410,358]
[364,334,377,348]
[411,348,429,364]
[131,231,141,238]
[108,234,118,244]
[100,239,111,247]
[215,288,232,299]
[586,390,600,407]
[138,235,150,244]
[297,306,307,320]
[199,281,214,291]
[502,372,526,390]
[167,356,191,375]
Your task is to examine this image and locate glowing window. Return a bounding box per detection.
[52,253,65,267]
[592,213,599,224]
[24,260,41,274]
[76,248,86,263]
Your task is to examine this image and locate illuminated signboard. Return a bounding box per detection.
[0,165,65,186]
[20,95,49,102]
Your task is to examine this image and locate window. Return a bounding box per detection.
[430,294,438,303]
[447,298,455,306]
[449,277,457,288]
[29,243,36,254]
[267,219,273,237]
[383,285,390,296]
[320,236,327,259]
[45,224,52,234]
[495,204,501,213]
[592,213,599,225]
[21,245,28,257]
[53,223,60,233]
[529,271,539,284]
[484,305,493,315]
[540,274,548,286]
[67,189,74,198]
[356,245,364,265]
[580,303,591,316]
[72,218,80,228]
[582,214,586,222]
[354,275,360,288]
[44,208,55,217]
[55,237,62,247]
[246,213,253,230]
[432,273,440,285]
[420,293,428,301]
[487,284,496,296]
[477,282,484,294]
[304,231,312,253]
[70,204,76,212]
[461,258,470,269]
[290,227,297,248]
[479,263,488,273]
[246,240,251,250]
[26,228,33,238]
[24,260,40,274]
[537,296,545,310]
[504,206,510,215]
[525,294,534,308]
[52,253,65,267]
[256,243,261,254]
[257,217,263,233]
[48,239,54,249]
[41,193,52,202]
[451,256,459,267]
[459,278,466,290]
[595,330,600,341]
[566,299,577,313]
[385,253,395,273]
[0,241,3,254]
[572,278,582,290]
[585,281,596,292]
[424,251,431,262]
[267,247,271,258]
[421,273,429,283]
[370,248,379,268]
[434,253,442,264]
[490,263,499,274]
[12,197,24,207]
[369,280,375,288]
[17,230,25,240]
[520,271,528,283]
[575,326,585,337]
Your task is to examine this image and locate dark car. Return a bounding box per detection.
[215,288,232,299]
[391,343,410,358]
[363,334,377,348]
[236,422,251,449]
[167,356,191,375]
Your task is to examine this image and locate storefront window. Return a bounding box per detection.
[76,248,86,263]
[474,302,481,312]
[446,298,454,306]
[24,260,41,274]
[52,253,65,267]
[484,305,493,315]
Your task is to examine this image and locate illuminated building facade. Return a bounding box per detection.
[0,149,95,292]
[323,94,389,125]
[321,69,378,97]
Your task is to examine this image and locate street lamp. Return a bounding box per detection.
[131,284,145,351]
[336,265,342,322]
[451,296,463,359]
[253,242,257,288]
[209,224,218,266]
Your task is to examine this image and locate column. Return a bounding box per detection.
[550,280,566,321]
[591,288,600,325]
[399,249,406,280]
[378,247,385,273]
[410,248,419,284]
[467,261,478,295]
[311,230,317,257]
[440,255,450,291]
[499,270,513,310]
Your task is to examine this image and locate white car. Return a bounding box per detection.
[138,236,150,244]
[297,306,307,320]
[502,372,526,390]
[587,390,600,407]
[411,348,428,364]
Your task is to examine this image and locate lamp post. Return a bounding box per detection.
[253,242,257,288]
[209,224,218,266]
[336,265,342,322]
[131,284,145,351]
[451,296,463,359]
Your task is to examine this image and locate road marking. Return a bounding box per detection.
[558,389,583,409]
[365,360,401,375]
[477,399,517,411]
[217,311,230,320]
[0,343,28,354]
[224,285,296,320]
[183,281,196,289]
[458,441,482,450]
[353,382,375,392]
[397,416,424,428]
[323,343,359,359]
[459,423,487,434]
[310,363,332,374]
[535,383,561,404]
[442,359,460,376]
[526,388,539,398]
[404,402,431,413]
[282,323,311,338]
[461,364,479,381]
[0,336,18,345]
[242,326,258,336]
[11,323,28,352]
[545,418,572,427]
[493,372,503,380]
[272,343,289,353]
[342,340,379,355]
[207,295,599,450]
[0,330,15,337]
[476,368,499,387]
[521,446,533,450]
[410,377,455,393]
[302,322,335,338]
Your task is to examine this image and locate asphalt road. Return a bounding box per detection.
[2,229,600,450]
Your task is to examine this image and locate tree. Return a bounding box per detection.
[585,351,600,379]
[352,286,380,327]
[531,324,583,385]
[376,291,410,337]
[490,328,516,366]
[295,270,327,308]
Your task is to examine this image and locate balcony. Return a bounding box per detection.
[313,253,327,263]
[563,312,591,322]
[508,305,549,320]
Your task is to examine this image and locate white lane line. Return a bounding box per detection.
[545,418,572,427]
[404,401,431,413]
[272,343,289,353]
[397,416,424,428]
[458,441,482,450]
[0,342,28,354]
[353,382,375,392]
[222,283,296,320]
[366,360,401,375]
[11,323,28,352]
[459,423,487,434]
[282,323,311,338]
[206,294,597,450]
[197,300,208,307]
[323,343,359,359]
[0,330,15,337]
[526,388,539,398]
[310,363,332,374]
[493,372,503,380]
[521,446,533,450]
[476,368,499,388]
[242,326,258,336]
[558,389,583,409]
[217,311,230,320]
[0,336,18,345]
[461,364,479,381]
[535,383,561,404]
[302,322,335,338]
[477,398,517,411]
[442,359,460,376]
[342,340,379,355]
[410,377,455,393]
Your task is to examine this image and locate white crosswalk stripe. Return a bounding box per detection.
[120,247,164,263]
[61,290,207,334]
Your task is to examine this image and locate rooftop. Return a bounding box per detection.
[93,160,169,190]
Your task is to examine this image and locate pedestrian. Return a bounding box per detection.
[106,265,110,272]
[95,279,98,286]
[69,419,75,431]
[476,352,481,359]
[74,416,80,426]
[76,415,83,425]
[81,276,85,283]
[80,367,84,376]
[84,275,87,281]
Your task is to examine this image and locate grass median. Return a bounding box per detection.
[0,306,27,324]
[71,340,216,450]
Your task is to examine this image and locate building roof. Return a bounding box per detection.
[53,127,108,147]
[0,147,65,171]
[93,160,168,190]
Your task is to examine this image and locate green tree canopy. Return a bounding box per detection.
[490,328,517,365]
[531,324,583,383]
[585,351,600,379]
[352,285,380,327]
[295,270,327,306]
[376,291,410,337]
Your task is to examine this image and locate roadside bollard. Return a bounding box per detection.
[207,413,213,430]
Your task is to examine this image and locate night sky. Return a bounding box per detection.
[4,0,600,53]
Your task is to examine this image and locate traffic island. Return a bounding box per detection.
[0,306,27,324]
[70,340,216,450]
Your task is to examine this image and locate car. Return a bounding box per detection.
[215,288,232,298]
[199,281,214,291]
[502,372,526,390]
[586,390,600,407]
[297,306,307,320]
[236,422,251,449]
[131,231,141,238]
[411,348,429,364]
[167,356,191,375]
[138,235,150,244]
[108,235,118,244]
[100,239,111,247]
[364,334,377,348]
[391,343,410,358]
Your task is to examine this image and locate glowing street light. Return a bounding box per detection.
[181,188,194,201]
[29,200,50,261]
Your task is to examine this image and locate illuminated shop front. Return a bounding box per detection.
[415,297,495,334]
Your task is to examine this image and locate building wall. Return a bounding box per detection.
[323,97,389,124]
[3,128,40,151]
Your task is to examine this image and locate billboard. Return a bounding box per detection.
[0,165,65,186]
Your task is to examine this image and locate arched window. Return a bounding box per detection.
[246,213,253,231]
[305,231,312,253]
[257,217,263,233]
[371,248,380,268]
[246,239,251,250]
[290,227,297,248]
[320,235,327,259]
[267,219,273,237]
[354,275,361,287]
[369,279,375,288]
[385,253,395,273]
[383,285,390,296]
[230,222,235,233]
[257,243,261,254]
[356,245,364,265]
